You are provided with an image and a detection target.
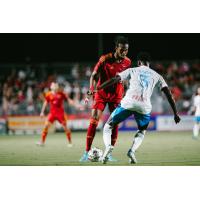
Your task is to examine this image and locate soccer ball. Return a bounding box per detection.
[88,147,103,162]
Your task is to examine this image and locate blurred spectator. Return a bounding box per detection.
[85,66,92,78]
[71,64,80,80]
[0,60,200,116]
[171,85,182,101]
[64,81,72,94]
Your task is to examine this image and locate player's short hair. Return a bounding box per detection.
[114,35,129,47]
[137,52,151,64]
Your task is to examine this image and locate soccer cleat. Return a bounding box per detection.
[102,145,114,164]
[108,154,118,162]
[68,143,73,148]
[36,141,45,147]
[127,149,137,164]
[79,151,89,162]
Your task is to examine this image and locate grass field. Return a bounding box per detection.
[0,131,200,166]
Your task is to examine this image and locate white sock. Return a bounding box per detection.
[103,123,112,148]
[193,124,199,138]
[131,131,145,152]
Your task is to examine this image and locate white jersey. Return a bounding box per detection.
[194,95,200,116]
[118,65,168,114]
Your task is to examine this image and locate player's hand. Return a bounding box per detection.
[85,90,94,104]
[40,112,45,118]
[174,114,181,124]
[86,90,93,97]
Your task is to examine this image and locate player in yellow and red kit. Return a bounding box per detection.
[80,36,131,162]
[37,82,79,147]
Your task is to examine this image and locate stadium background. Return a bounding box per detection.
[0,33,200,165]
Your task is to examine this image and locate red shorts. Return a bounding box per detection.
[92,98,121,112]
[47,113,67,125]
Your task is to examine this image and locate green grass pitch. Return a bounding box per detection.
[0,131,200,166]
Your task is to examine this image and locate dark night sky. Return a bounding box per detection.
[0,33,200,63]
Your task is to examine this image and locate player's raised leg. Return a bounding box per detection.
[102,106,133,164]
[79,108,103,162]
[127,112,150,164]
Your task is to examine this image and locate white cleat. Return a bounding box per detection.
[36,141,45,147]
[102,145,114,164]
[68,143,73,148]
[127,149,137,164]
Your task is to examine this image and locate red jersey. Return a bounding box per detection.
[93,53,131,101]
[45,91,68,115]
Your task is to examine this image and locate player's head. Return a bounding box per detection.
[50,82,59,92]
[137,52,151,67]
[114,35,129,59]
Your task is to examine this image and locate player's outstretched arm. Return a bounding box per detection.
[161,87,181,123]
[40,100,48,117]
[97,75,121,91]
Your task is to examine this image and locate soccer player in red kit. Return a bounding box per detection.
[80,36,131,162]
[37,82,78,147]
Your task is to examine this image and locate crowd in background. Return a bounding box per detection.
[0,60,200,116]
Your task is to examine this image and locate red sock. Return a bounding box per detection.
[65,130,72,143]
[86,118,98,152]
[111,125,118,146]
[41,127,48,143]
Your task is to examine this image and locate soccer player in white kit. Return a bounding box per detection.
[97,52,181,164]
[192,86,200,139]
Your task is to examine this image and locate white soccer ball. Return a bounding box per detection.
[88,147,103,162]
